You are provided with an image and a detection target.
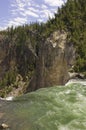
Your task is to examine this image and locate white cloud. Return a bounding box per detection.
[15,0,26,7]
[25,10,39,18]
[40,9,54,19]
[14,17,27,23]
[37,18,44,22]
[0,26,7,31]
[41,4,48,9]
[10,0,67,23]
[7,17,27,27]
[44,0,66,6]
[10,0,40,18]
[0,0,67,30]
[29,7,39,13]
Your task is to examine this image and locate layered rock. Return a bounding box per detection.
[27,30,76,92]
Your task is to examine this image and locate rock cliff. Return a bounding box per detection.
[27,30,76,92]
[0,0,86,96]
[0,34,36,97]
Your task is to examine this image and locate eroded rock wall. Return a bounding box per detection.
[27,31,75,92]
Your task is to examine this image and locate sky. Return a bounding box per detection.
[0,0,67,30]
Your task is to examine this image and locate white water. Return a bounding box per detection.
[0,96,14,101]
[65,79,86,86]
[0,80,86,130]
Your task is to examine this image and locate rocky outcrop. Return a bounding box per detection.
[27,30,76,92]
[68,72,85,79]
[0,30,76,94]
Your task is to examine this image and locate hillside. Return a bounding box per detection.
[45,0,86,72]
[0,0,86,97]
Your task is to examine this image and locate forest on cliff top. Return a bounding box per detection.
[0,0,86,96]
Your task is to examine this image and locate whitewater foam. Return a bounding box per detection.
[0,96,14,101]
[65,79,86,86]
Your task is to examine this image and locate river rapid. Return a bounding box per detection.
[0,80,86,130]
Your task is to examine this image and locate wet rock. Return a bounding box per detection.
[69,72,85,80]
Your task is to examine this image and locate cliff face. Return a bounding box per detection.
[0,35,9,80]
[0,0,86,96]
[0,34,36,97]
[0,35,35,79]
[27,30,76,92]
[0,30,76,95]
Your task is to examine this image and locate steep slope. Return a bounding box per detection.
[45,0,86,73]
[0,0,86,95]
[27,30,75,91]
[0,27,36,97]
[27,0,86,91]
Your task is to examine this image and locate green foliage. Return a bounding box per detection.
[0,86,12,98]
[74,58,86,72]
[0,70,16,89]
[0,0,86,93]
[45,0,86,72]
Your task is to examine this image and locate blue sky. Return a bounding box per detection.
[0,0,67,30]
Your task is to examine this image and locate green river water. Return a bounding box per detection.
[0,82,86,130]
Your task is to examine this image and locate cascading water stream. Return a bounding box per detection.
[0,81,86,130]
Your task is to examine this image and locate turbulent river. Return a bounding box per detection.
[0,80,86,130]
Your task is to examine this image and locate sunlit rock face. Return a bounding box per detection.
[27,31,76,92]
